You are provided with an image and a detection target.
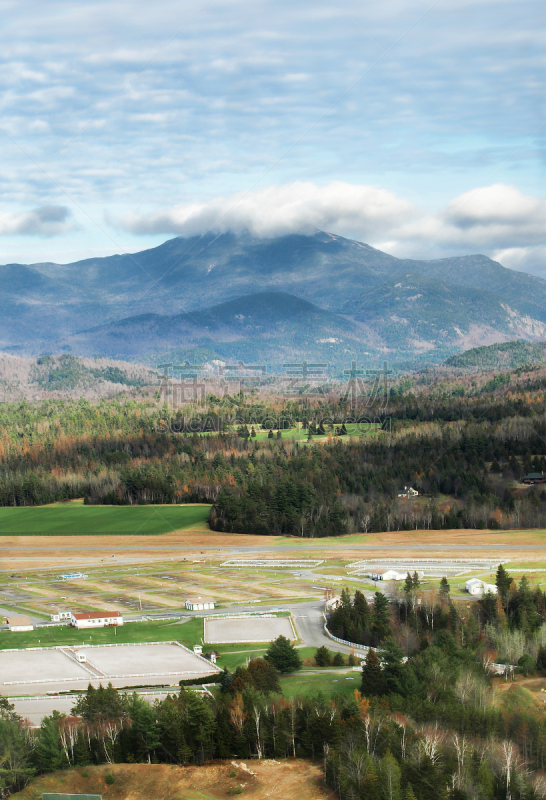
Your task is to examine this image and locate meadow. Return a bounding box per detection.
[0,617,205,651]
[0,503,211,535]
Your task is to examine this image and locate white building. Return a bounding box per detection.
[6,616,33,632]
[369,569,424,582]
[466,578,498,596]
[185,596,215,611]
[50,610,72,622]
[397,486,419,498]
[70,611,123,629]
[325,595,341,610]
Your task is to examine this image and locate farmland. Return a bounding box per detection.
[0,502,211,536]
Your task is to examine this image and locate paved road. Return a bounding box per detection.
[287,601,369,656]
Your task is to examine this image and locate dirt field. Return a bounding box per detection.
[0,642,219,695]
[12,760,337,800]
[1,527,545,572]
[205,615,295,643]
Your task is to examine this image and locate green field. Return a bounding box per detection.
[0,503,212,536]
[199,423,381,442]
[279,671,360,698]
[0,617,204,651]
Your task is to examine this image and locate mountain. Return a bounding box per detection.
[1,230,545,365]
[445,340,546,370]
[62,291,381,362]
[343,273,544,356]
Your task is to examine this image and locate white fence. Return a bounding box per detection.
[323,618,376,655]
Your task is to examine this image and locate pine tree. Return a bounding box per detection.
[361,649,387,696]
[372,592,391,643]
[439,576,450,599]
[332,652,344,666]
[315,646,332,667]
[265,636,302,673]
[496,563,512,602]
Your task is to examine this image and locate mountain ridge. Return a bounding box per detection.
[1,231,544,364]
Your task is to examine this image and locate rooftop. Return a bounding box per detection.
[72,611,122,620]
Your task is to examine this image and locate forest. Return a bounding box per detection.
[3,566,546,799]
[0,366,544,534]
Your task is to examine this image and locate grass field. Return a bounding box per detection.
[0,503,211,535]
[280,671,359,698]
[0,617,204,651]
[199,423,381,442]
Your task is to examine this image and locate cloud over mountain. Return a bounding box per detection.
[114,181,546,277]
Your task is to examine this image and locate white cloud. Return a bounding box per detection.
[114,181,418,238]
[0,205,74,237]
[492,245,546,279]
[113,181,545,266]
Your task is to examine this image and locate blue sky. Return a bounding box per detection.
[0,0,544,275]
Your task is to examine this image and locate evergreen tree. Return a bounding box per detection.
[496,563,513,602]
[439,576,450,599]
[332,652,344,666]
[314,646,332,667]
[361,649,387,696]
[371,592,391,643]
[265,636,302,673]
[35,713,65,773]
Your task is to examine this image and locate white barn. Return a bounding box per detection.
[185,596,215,611]
[70,611,123,629]
[466,578,497,596]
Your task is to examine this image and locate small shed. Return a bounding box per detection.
[185,596,215,611]
[6,616,33,632]
[466,578,497,596]
[51,610,71,622]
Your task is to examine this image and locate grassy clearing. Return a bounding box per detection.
[198,423,381,443]
[0,504,211,536]
[0,617,204,651]
[280,671,359,698]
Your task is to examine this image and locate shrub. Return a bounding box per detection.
[105,773,115,785]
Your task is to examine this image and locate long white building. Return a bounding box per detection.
[70,611,123,629]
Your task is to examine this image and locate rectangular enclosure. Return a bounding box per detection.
[204,615,295,643]
[78,642,214,678]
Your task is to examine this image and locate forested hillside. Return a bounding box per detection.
[0,365,544,532]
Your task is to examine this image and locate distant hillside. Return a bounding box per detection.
[63,291,381,363]
[445,340,546,370]
[2,230,545,364]
[0,353,157,401]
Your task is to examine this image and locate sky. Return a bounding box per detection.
[0,0,544,276]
